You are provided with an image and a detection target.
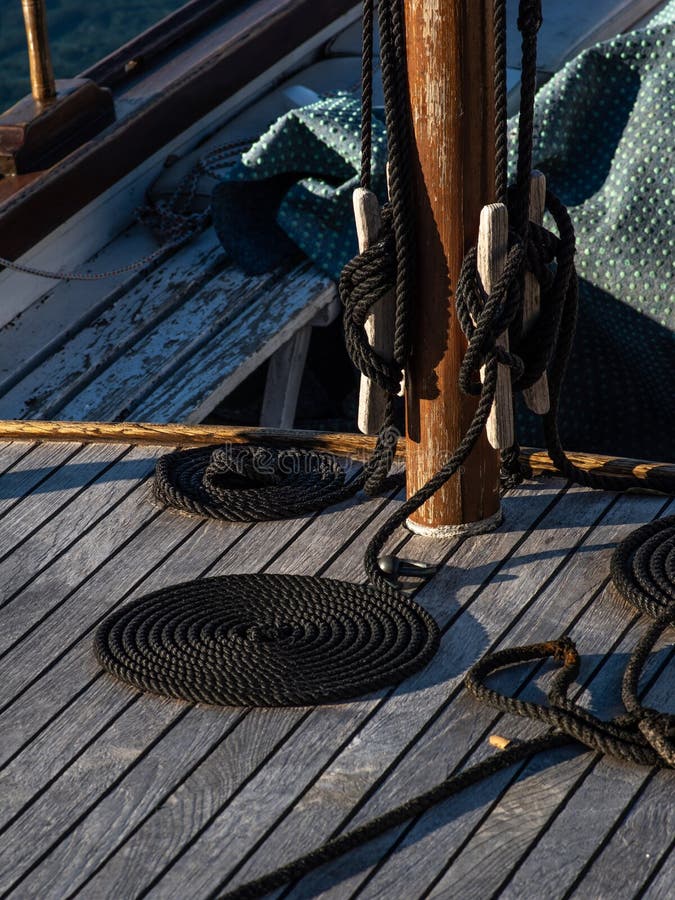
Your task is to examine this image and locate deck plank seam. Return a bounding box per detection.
[559,767,660,900]
[63,707,253,900]
[2,461,413,888]
[0,441,38,478]
[0,500,165,663]
[0,669,105,773]
[204,484,575,896]
[0,692,141,840]
[401,638,671,899]
[635,836,674,899]
[5,702,196,898]
[0,236,204,400]
[405,502,675,899]
[247,490,662,898]
[0,451,160,621]
[133,709,317,900]
[36,254,243,422]
[0,442,135,565]
[0,511,209,717]
[0,441,86,527]
[489,640,675,900]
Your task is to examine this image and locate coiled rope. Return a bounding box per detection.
[215,516,674,899]
[91,1,674,891]
[93,573,439,707]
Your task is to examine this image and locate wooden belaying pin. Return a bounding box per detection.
[522,171,551,414]
[353,187,396,435]
[477,202,514,450]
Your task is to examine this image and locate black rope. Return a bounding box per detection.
[94,573,439,707]
[218,517,674,899]
[153,445,349,521]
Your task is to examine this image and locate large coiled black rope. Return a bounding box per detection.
[94,7,674,880]
[94,573,439,707]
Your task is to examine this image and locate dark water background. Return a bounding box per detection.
[0,1,185,111]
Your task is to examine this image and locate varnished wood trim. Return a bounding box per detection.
[0,420,672,486]
[0,0,357,260]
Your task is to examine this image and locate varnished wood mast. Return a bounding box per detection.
[0,420,671,486]
[403,0,501,531]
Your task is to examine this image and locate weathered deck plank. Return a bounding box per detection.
[0,440,82,522]
[0,441,671,900]
[3,466,394,896]
[288,492,671,899]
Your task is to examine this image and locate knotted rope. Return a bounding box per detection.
[218,515,674,899]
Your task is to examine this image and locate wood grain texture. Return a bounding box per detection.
[0,425,672,488]
[0,440,81,520]
[259,325,313,429]
[0,441,127,561]
[477,203,514,449]
[131,265,336,424]
[351,496,671,900]
[0,445,162,654]
[522,171,550,415]
[403,0,500,528]
[10,467,396,897]
[0,437,671,900]
[353,188,396,436]
[0,229,228,420]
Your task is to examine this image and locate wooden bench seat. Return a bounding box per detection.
[0,224,338,426]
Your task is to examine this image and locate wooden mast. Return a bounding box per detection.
[403,0,502,535]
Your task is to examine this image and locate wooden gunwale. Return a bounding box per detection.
[0,0,358,259]
[0,419,671,485]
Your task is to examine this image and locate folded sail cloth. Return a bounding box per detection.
[509,1,675,461]
[210,8,674,461]
[212,93,387,282]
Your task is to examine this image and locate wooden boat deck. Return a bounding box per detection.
[0,437,672,899]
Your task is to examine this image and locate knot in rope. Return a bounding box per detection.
[517,0,543,35]
[467,516,675,770]
[153,444,348,521]
[339,207,403,395]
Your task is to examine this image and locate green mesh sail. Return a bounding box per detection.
[212,8,674,462]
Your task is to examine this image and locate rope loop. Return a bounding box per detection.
[153,444,349,521]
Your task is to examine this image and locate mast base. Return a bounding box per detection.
[405,506,503,539]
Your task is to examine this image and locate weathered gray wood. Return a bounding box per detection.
[0,435,670,900]
[0,223,161,398]
[477,203,514,449]
[0,446,164,653]
[135,485,605,898]
[568,770,675,900]
[428,638,673,900]
[0,441,37,477]
[6,468,396,896]
[0,440,81,521]
[643,850,674,900]
[0,229,229,420]
[255,491,669,900]
[0,441,127,561]
[131,264,337,424]
[522,172,550,415]
[260,325,313,429]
